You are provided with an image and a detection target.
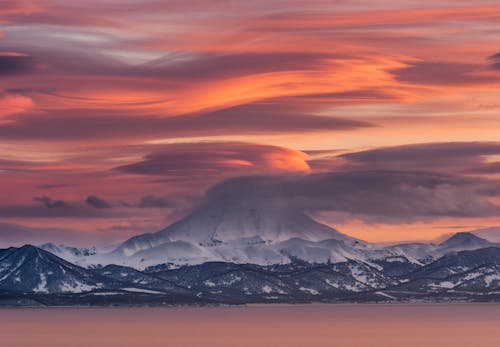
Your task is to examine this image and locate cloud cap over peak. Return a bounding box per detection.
[204,170,500,222]
[115,141,311,178]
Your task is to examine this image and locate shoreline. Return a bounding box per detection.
[1,300,500,310]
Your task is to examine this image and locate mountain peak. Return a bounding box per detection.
[15,244,41,255]
[110,193,367,267]
[0,245,109,294]
[439,232,491,248]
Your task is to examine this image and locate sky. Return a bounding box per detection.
[1,0,500,245]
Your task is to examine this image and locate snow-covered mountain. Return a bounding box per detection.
[393,247,500,295]
[0,245,203,300]
[368,232,498,268]
[109,198,367,268]
[22,178,498,271]
[4,179,500,304]
[437,232,494,252]
[9,184,498,272]
[0,245,112,293]
[28,220,500,275]
[369,242,437,265]
[108,208,499,270]
[39,243,96,260]
[117,201,355,250]
[34,220,500,272]
[2,243,500,305]
[149,260,393,302]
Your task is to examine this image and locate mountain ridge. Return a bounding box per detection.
[1,243,500,305]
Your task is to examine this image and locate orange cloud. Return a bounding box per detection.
[0,93,34,119]
[264,149,310,172]
[0,1,45,15]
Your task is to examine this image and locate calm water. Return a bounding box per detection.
[0,304,499,346]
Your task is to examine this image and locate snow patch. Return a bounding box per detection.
[299,287,319,295]
[262,285,273,294]
[60,281,97,293]
[204,280,216,287]
[33,273,48,293]
[375,291,396,299]
[121,288,165,294]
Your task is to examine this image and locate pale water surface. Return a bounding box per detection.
[0,304,499,346]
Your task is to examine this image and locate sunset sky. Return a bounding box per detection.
[1,0,500,245]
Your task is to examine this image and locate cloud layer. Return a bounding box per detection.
[115,142,311,177]
[339,142,500,175]
[204,171,500,222]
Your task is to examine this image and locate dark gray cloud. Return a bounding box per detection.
[86,195,112,209]
[203,171,500,222]
[464,162,500,175]
[36,183,78,189]
[0,104,371,141]
[0,193,178,219]
[488,52,500,70]
[0,54,36,76]
[338,142,500,175]
[0,42,334,80]
[192,102,374,133]
[138,52,333,80]
[0,158,34,171]
[33,195,70,209]
[393,62,497,85]
[488,53,500,59]
[0,196,120,219]
[0,205,101,218]
[284,89,394,102]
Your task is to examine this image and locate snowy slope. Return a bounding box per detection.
[110,198,365,268]
[437,232,494,253]
[24,194,500,272]
[1,244,500,304]
[0,245,113,293]
[39,243,97,261]
[393,248,500,294]
[115,201,355,256]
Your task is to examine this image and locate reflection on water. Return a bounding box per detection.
[0,304,499,347]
